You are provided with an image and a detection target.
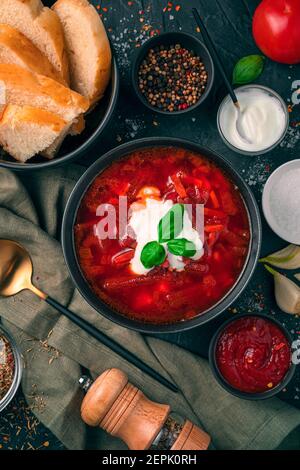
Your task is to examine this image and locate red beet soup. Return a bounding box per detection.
[74,147,250,324]
[215,316,291,393]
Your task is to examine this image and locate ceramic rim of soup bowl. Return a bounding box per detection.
[61,137,262,334]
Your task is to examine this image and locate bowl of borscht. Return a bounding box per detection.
[62,138,261,333]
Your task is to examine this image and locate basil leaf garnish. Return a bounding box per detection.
[158,203,184,243]
[232,55,265,85]
[140,241,166,269]
[167,238,196,258]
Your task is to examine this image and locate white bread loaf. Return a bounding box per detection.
[0,63,89,121]
[0,24,65,84]
[0,104,69,162]
[53,0,111,105]
[0,0,69,84]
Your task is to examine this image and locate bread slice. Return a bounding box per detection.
[0,104,69,162]
[42,121,73,159]
[41,113,85,160]
[70,114,85,135]
[0,24,65,84]
[0,0,69,84]
[53,0,111,105]
[0,63,90,121]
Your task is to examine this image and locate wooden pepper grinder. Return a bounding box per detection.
[79,368,211,450]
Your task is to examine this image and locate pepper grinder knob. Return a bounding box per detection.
[80,368,211,450]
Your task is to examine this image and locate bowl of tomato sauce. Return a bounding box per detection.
[209,314,295,400]
[62,137,261,333]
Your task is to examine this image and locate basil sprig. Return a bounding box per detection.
[167,238,196,257]
[158,203,184,243]
[140,204,198,269]
[140,241,166,269]
[232,55,265,85]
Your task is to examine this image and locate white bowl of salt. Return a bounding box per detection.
[263,160,300,244]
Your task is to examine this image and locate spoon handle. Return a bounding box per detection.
[192,8,238,104]
[45,296,178,393]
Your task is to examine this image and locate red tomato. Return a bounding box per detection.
[253,0,300,64]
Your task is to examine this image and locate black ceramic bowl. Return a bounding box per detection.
[0,9,119,171]
[62,137,261,334]
[209,313,296,400]
[132,32,214,115]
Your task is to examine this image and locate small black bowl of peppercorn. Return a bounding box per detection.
[132,32,214,115]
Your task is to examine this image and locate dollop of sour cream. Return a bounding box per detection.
[219,87,287,152]
[129,198,204,275]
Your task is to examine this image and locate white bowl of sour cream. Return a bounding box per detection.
[217,85,289,156]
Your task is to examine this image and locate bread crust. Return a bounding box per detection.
[53,0,111,104]
[0,0,70,83]
[37,4,70,84]
[0,63,90,118]
[0,24,65,84]
[0,104,67,131]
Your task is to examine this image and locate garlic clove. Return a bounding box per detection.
[260,244,300,269]
[265,265,300,315]
[274,274,300,315]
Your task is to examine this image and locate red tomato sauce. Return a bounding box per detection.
[74,147,250,324]
[216,316,291,393]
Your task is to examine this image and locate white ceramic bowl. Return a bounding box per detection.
[262,160,300,244]
[217,85,289,156]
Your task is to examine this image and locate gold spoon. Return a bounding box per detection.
[0,239,178,393]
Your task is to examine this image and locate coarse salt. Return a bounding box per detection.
[269,168,300,241]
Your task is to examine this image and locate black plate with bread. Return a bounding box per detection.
[0,0,119,170]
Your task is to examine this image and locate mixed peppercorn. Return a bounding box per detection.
[138,44,208,112]
[151,415,183,449]
[0,334,15,401]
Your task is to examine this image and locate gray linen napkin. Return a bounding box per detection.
[0,166,300,450]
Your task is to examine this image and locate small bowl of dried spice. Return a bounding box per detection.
[132,32,214,115]
[0,325,22,412]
